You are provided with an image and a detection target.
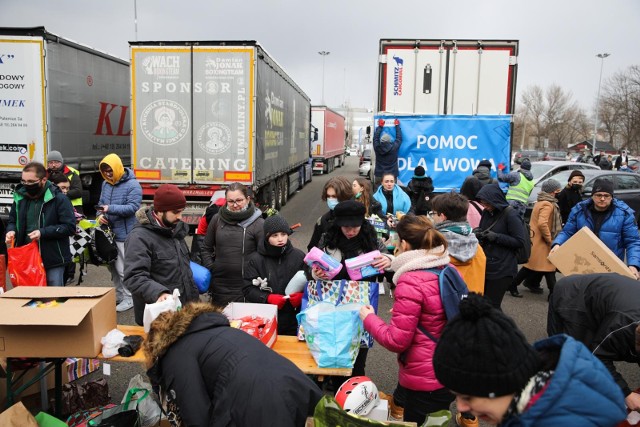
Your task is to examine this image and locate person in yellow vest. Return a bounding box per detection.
[46,151,83,215]
[431,192,486,295]
[497,158,534,219]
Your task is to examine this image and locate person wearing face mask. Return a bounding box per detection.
[556,170,585,225]
[97,153,142,312]
[201,182,264,305]
[5,162,75,286]
[124,184,199,326]
[307,176,353,251]
[243,215,305,335]
[352,178,384,218]
[508,179,562,298]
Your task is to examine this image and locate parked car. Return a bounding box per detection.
[526,161,600,185]
[360,148,372,166]
[359,161,372,179]
[543,151,569,161]
[347,147,359,156]
[525,169,640,222]
[512,150,544,165]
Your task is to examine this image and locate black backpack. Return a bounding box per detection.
[518,218,532,264]
[87,224,118,266]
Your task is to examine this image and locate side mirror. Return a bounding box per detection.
[313,129,318,141]
[366,125,371,136]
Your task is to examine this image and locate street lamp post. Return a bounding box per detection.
[318,51,330,105]
[593,53,610,156]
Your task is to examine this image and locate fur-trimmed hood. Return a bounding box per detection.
[144,303,226,367]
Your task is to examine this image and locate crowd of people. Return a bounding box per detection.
[5,137,640,426]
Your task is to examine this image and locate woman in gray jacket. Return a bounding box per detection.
[201,183,264,306]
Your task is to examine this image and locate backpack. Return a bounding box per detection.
[417,265,469,343]
[518,219,532,264]
[87,224,118,266]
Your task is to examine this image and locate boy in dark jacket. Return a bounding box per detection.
[407,166,434,215]
[243,215,305,335]
[556,170,584,224]
[6,162,75,286]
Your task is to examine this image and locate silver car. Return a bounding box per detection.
[527,161,599,185]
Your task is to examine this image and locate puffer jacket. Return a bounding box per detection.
[373,124,402,178]
[98,154,142,242]
[472,166,498,186]
[407,177,434,215]
[548,273,640,397]
[557,185,582,224]
[145,304,322,427]
[200,208,264,305]
[502,334,626,426]
[373,185,411,216]
[435,221,486,295]
[363,249,450,392]
[553,198,640,268]
[243,240,306,335]
[124,208,199,326]
[475,184,526,279]
[7,181,75,268]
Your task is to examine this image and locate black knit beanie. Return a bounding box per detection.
[263,215,291,238]
[433,293,540,398]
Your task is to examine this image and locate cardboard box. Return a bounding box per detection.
[0,287,116,357]
[548,227,636,279]
[365,399,389,421]
[223,302,278,348]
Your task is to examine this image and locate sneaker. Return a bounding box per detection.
[116,299,134,312]
[456,412,479,427]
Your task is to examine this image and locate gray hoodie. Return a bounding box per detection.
[435,221,479,263]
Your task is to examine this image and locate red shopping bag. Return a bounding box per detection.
[8,240,47,286]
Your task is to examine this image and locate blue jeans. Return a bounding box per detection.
[46,266,65,287]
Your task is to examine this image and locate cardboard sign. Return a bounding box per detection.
[548,227,635,279]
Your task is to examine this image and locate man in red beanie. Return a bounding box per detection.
[124,184,199,326]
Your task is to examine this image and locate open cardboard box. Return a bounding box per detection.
[0,287,116,358]
[223,302,277,348]
[548,226,636,279]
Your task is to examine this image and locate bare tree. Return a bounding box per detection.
[600,66,640,154]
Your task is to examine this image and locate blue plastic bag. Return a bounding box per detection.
[190,261,211,293]
[297,301,362,368]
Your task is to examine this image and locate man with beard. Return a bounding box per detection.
[124,184,199,326]
[5,162,75,286]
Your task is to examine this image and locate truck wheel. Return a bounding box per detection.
[264,182,277,211]
[274,179,282,210]
[282,177,289,206]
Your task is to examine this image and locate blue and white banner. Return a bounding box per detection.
[375,115,511,191]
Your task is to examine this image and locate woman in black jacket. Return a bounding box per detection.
[243,215,306,335]
[307,176,353,250]
[474,184,526,309]
[145,303,323,427]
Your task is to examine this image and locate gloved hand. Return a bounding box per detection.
[267,293,287,310]
[483,231,499,243]
[289,292,303,308]
[497,162,506,171]
[378,119,385,127]
[394,118,400,126]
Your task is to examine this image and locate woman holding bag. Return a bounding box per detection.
[311,200,392,378]
[359,214,455,425]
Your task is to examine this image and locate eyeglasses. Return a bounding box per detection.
[21,179,41,185]
[592,193,612,200]
[226,198,246,205]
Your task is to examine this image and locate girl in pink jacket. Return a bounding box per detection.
[360,215,454,425]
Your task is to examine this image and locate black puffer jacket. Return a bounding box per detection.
[557,185,583,224]
[201,209,264,305]
[472,166,498,186]
[307,210,335,251]
[146,305,323,427]
[407,177,435,215]
[548,273,640,397]
[475,184,526,279]
[124,208,199,326]
[243,240,306,335]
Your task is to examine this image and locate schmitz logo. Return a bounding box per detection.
[140,100,189,146]
[141,55,180,77]
[393,55,404,96]
[197,122,232,155]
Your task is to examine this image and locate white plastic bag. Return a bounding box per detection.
[122,374,162,427]
[143,289,182,333]
[284,270,307,295]
[100,328,126,358]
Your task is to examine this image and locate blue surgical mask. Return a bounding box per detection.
[355,192,362,199]
[327,198,339,210]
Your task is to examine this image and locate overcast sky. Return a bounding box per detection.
[3,0,639,114]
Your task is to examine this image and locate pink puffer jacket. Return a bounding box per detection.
[364,269,446,391]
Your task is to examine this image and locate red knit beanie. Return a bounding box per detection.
[154,184,186,212]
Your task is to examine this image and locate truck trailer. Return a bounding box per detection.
[130,41,312,224]
[311,106,346,174]
[0,27,131,216]
[376,39,519,190]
